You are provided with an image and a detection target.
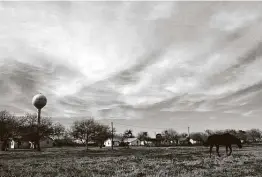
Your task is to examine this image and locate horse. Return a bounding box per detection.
[204,133,242,157]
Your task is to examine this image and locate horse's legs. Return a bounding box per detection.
[216,145,220,157]
[209,145,213,158]
[228,145,232,156]
[226,146,229,156]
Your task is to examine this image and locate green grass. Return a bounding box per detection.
[1,145,262,177]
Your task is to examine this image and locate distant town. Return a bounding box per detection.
[1,110,261,151]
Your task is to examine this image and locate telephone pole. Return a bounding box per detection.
[188,126,190,138]
[111,122,114,150]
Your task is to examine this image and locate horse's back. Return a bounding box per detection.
[207,133,238,145]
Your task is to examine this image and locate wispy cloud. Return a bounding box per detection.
[1,2,262,133]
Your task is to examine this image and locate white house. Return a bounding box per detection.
[140,140,150,146]
[72,139,85,144]
[189,138,197,145]
[104,138,121,147]
[124,138,141,146]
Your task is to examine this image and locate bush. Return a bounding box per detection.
[53,139,77,147]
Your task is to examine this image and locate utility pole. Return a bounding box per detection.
[111,122,114,150]
[188,126,190,138]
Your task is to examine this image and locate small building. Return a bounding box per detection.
[124,138,141,146]
[39,137,54,148]
[104,138,121,147]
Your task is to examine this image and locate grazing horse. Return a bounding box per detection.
[204,133,242,157]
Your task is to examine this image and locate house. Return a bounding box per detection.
[72,139,84,144]
[178,137,190,145]
[8,136,54,149]
[189,138,197,145]
[104,138,121,147]
[0,139,30,149]
[124,138,141,146]
[140,140,151,146]
[39,137,54,148]
[161,139,173,146]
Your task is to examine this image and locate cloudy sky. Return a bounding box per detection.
[1,1,262,136]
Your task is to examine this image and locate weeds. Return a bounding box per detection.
[1,146,262,177]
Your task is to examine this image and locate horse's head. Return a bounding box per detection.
[235,137,242,148]
[227,134,242,148]
[237,141,242,148]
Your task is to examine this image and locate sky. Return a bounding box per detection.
[1,1,262,136]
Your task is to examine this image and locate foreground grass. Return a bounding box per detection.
[1,145,262,177]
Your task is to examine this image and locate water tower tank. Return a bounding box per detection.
[32,93,47,110]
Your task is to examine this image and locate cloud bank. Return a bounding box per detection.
[1,2,262,133]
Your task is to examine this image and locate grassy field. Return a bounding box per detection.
[1,145,262,177]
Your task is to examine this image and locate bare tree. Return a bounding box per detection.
[19,113,54,149]
[137,132,150,145]
[71,118,97,149]
[137,132,149,141]
[52,122,66,140]
[92,124,111,148]
[0,110,20,151]
[190,132,207,144]
[179,132,188,138]
[123,129,135,139]
[205,129,214,136]
[161,129,179,145]
[237,130,247,143]
[246,129,262,142]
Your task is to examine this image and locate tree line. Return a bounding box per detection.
[1,110,262,151]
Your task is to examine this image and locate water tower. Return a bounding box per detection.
[32,93,47,151]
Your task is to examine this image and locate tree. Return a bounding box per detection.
[71,118,97,149]
[161,129,179,145]
[137,132,149,141]
[92,124,111,148]
[246,129,262,142]
[205,129,214,135]
[237,130,247,143]
[137,132,150,145]
[179,133,188,138]
[190,132,207,144]
[19,113,54,149]
[224,129,238,136]
[123,129,135,139]
[52,122,66,140]
[0,110,20,151]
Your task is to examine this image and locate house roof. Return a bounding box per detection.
[123,138,138,143]
[105,138,121,142]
